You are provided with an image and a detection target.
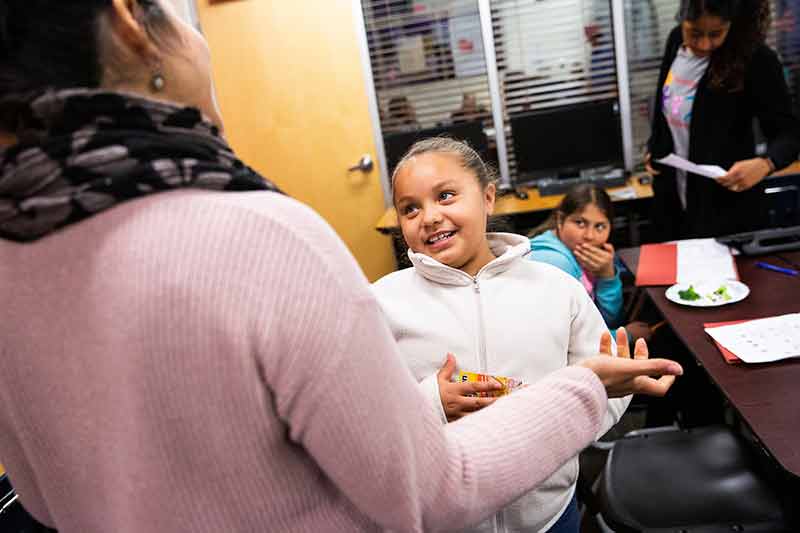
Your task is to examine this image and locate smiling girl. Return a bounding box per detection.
[371,138,651,533]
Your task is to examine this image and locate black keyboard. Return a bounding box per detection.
[716,225,800,255]
[535,171,628,197]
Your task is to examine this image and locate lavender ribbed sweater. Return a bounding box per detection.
[0,190,606,532]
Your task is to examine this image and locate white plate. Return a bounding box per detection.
[665,280,750,307]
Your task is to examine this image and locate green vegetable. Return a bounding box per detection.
[678,285,701,301]
[710,285,732,302]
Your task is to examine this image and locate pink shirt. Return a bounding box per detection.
[580,269,596,299]
[0,190,606,532]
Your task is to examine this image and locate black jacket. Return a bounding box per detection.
[647,26,800,240]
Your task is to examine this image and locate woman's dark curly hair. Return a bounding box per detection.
[678,0,771,92]
[0,0,176,135]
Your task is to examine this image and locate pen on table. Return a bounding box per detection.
[755,261,799,276]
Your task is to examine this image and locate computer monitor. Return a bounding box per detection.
[510,99,623,183]
[383,121,489,176]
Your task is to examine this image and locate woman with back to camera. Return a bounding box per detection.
[0,1,681,532]
[645,0,800,241]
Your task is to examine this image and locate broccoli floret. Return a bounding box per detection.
[678,285,701,301]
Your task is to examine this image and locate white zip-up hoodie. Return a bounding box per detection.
[372,233,630,533]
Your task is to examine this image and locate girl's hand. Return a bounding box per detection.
[578,327,682,398]
[437,353,502,422]
[716,157,773,192]
[574,242,615,279]
[644,152,660,176]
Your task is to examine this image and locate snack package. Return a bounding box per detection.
[455,371,524,398]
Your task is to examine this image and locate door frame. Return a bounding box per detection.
[351,0,394,208]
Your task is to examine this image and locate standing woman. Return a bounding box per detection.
[645,0,800,240]
[0,2,682,533]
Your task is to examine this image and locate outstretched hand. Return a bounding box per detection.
[437,353,502,422]
[579,327,682,398]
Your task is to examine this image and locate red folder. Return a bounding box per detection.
[704,320,751,364]
[635,243,678,286]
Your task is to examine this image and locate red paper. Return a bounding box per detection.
[635,243,678,286]
[704,320,751,364]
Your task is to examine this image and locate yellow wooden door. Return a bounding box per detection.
[196,0,396,281]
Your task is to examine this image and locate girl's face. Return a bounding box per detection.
[681,14,731,58]
[394,152,496,276]
[556,203,611,252]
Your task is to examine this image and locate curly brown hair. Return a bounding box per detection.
[680,0,771,91]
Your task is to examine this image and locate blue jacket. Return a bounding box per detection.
[529,230,624,328]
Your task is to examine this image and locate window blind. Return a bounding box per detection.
[361,0,498,173]
[359,0,797,187]
[490,0,621,182]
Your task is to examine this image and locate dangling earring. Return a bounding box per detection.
[150,72,166,92]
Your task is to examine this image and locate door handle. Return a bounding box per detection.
[348,155,374,173]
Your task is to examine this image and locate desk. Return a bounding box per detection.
[375,177,654,233]
[618,248,800,479]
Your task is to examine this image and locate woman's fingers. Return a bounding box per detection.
[615,327,630,358]
[633,374,676,397]
[578,356,683,398]
[598,330,612,355]
[633,337,649,360]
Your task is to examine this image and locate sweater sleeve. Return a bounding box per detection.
[255,202,608,532]
[419,371,448,424]
[291,300,607,532]
[747,46,800,170]
[594,268,624,329]
[565,278,630,437]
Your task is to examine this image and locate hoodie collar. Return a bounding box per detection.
[407,232,531,286]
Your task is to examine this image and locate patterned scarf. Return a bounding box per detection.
[0,89,280,242]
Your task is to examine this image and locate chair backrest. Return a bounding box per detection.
[763,174,800,228]
[598,426,790,532]
[0,474,57,533]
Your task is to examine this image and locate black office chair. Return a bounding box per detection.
[0,474,56,533]
[763,174,800,228]
[596,425,790,532]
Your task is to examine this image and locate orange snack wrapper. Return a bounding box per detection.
[455,371,524,398]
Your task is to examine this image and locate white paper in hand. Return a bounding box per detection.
[655,153,726,179]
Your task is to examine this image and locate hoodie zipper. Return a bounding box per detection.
[472,277,506,533]
[472,277,489,373]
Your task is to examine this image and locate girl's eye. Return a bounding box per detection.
[439,191,455,201]
[596,223,607,232]
[573,219,586,227]
[401,204,418,216]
